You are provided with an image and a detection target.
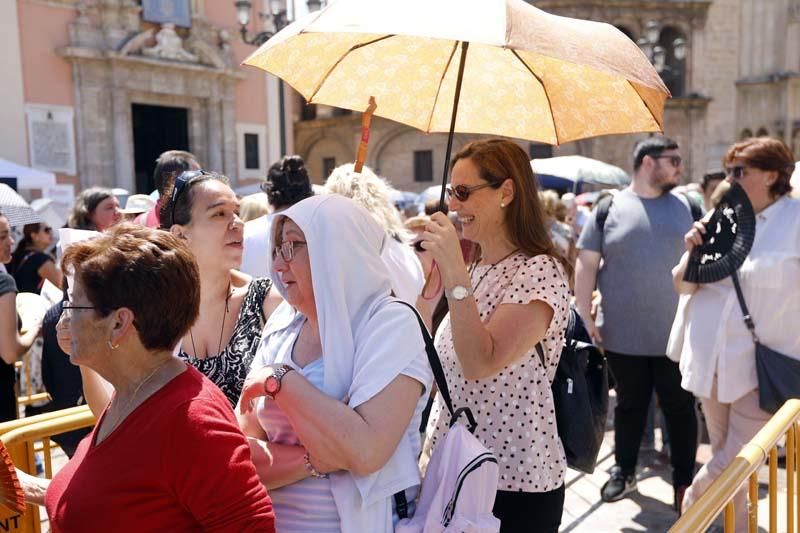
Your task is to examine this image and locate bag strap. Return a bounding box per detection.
[730,272,759,343]
[394,300,476,432]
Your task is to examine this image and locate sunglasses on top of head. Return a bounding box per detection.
[445,182,499,202]
[170,169,211,223]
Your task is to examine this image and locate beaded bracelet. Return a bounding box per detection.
[303,452,329,479]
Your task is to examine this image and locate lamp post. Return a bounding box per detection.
[235,0,293,156]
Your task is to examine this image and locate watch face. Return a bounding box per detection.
[265,376,280,395]
[453,286,468,299]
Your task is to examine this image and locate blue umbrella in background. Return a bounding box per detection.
[532,155,630,194]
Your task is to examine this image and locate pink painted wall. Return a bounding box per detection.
[204,2,267,124]
[17,1,74,106]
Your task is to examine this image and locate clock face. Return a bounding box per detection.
[265,377,280,395]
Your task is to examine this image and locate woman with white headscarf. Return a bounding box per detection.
[237,195,433,533]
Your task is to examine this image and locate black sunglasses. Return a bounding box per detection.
[725,165,747,179]
[652,155,682,167]
[170,170,209,225]
[412,240,425,252]
[445,182,496,202]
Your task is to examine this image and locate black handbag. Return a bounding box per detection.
[536,307,610,474]
[731,272,800,414]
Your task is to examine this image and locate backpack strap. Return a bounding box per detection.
[394,300,477,432]
[593,193,615,232]
[677,191,704,221]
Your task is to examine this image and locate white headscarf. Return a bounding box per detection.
[264,194,429,531]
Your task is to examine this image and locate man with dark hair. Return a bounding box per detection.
[700,170,725,211]
[134,150,200,228]
[574,136,698,512]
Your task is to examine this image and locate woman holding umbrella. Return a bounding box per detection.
[0,212,42,421]
[672,137,800,526]
[421,139,572,533]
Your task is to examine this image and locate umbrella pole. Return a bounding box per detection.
[439,41,470,212]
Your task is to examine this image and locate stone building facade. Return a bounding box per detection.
[2,0,288,194]
[292,0,799,191]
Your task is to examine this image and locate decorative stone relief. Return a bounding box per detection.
[142,24,198,63]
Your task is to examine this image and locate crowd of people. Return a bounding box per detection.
[0,133,797,532]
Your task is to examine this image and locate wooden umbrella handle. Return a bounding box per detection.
[354,96,377,173]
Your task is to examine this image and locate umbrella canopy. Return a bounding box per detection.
[532,155,630,193]
[0,158,56,190]
[243,0,669,146]
[0,184,43,227]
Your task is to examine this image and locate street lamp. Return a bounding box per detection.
[235,0,288,47]
[637,20,687,74]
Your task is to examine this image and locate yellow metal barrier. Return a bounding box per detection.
[671,398,800,533]
[0,406,95,533]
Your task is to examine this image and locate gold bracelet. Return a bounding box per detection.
[303,452,329,479]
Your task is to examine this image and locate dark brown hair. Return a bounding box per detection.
[451,139,573,279]
[61,223,200,351]
[724,137,795,198]
[158,171,230,228]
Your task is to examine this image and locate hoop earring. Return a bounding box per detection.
[107,340,119,351]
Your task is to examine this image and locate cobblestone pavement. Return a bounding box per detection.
[562,428,785,533]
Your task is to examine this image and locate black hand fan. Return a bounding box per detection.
[683,182,755,284]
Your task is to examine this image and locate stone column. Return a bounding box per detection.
[111,87,135,192]
[207,96,223,172]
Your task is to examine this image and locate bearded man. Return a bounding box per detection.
[574,136,698,513]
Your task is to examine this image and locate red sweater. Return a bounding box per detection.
[45,366,275,532]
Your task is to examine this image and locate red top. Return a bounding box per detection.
[45,366,275,533]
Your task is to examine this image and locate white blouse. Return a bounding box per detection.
[679,196,800,403]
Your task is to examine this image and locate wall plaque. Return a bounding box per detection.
[25,105,76,176]
[142,0,192,28]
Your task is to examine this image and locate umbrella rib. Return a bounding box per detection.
[510,50,559,146]
[627,79,662,131]
[425,41,460,134]
[307,35,395,103]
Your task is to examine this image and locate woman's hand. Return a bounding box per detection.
[684,221,707,253]
[421,212,469,287]
[239,366,274,415]
[307,450,339,475]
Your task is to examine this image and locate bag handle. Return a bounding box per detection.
[395,300,477,432]
[731,272,759,343]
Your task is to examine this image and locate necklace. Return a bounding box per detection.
[104,359,171,435]
[469,248,520,293]
[189,280,232,359]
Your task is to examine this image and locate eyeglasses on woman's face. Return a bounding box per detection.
[272,240,307,263]
[61,302,96,317]
[445,182,496,202]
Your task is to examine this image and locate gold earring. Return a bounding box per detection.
[107,340,119,351]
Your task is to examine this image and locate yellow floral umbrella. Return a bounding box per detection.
[243,0,669,198]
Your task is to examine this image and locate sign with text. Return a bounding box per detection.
[142,0,192,28]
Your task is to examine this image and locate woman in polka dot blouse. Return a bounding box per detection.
[419,139,572,533]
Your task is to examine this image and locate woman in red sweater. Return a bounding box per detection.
[14,223,275,532]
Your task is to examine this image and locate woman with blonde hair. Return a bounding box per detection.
[325,164,424,307]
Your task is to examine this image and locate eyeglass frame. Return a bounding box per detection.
[62,303,96,315]
[272,240,308,263]
[169,169,211,226]
[445,182,499,202]
[725,165,748,179]
[651,155,683,167]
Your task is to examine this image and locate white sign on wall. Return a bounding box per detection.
[25,104,77,176]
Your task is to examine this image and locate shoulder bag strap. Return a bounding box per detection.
[731,271,759,343]
[394,300,455,418]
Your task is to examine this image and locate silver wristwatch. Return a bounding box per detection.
[445,285,473,301]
